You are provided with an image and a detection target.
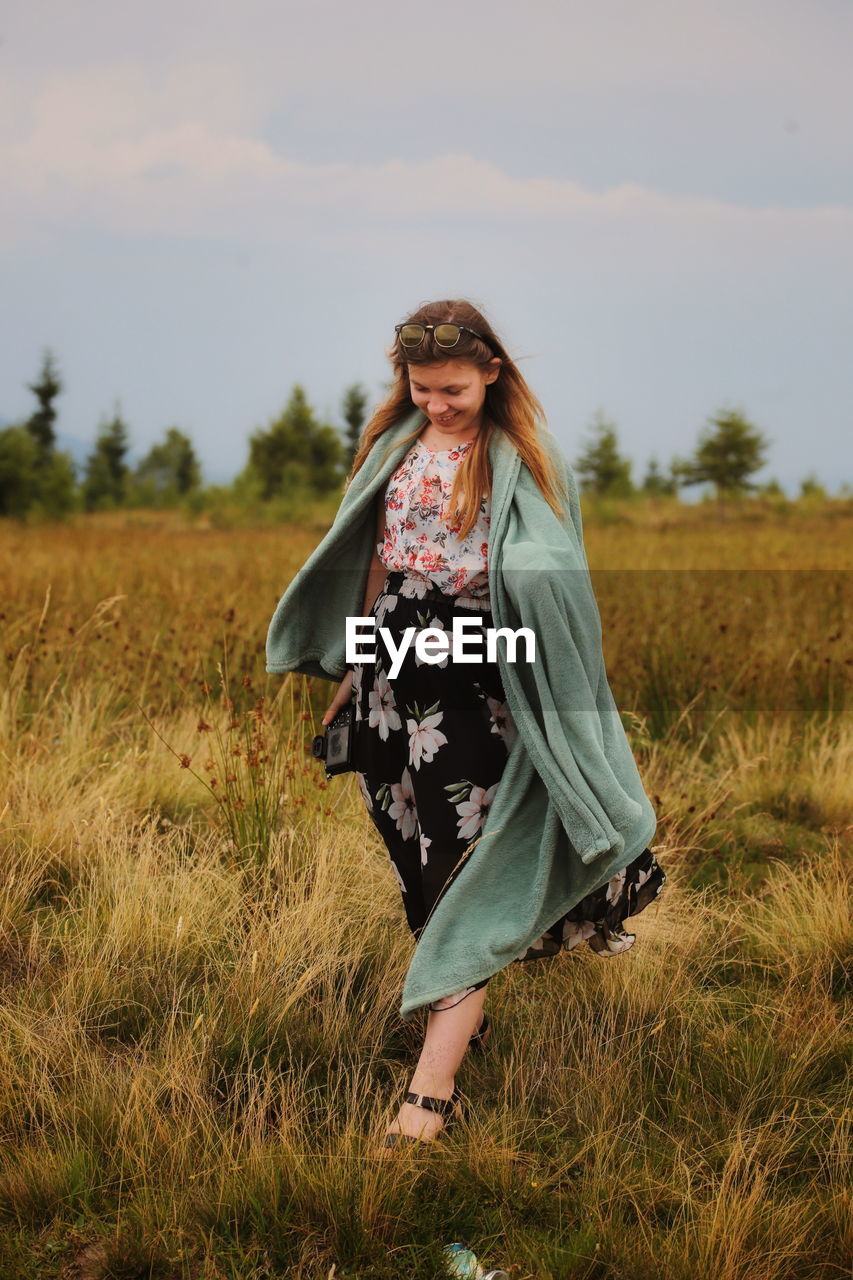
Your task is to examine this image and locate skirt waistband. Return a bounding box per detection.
[381,569,492,612]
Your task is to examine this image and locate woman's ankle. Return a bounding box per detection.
[409,1069,456,1099]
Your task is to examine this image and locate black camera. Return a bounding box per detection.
[311,701,356,778]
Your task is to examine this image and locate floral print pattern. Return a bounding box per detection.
[455,781,499,842]
[407,705,449,770]
[387,765,418,841]
[516,844,665,961]
[379,438,492,601]
[368,668,401,741]
[351,569,667,1008]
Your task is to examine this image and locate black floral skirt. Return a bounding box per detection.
[351,570,666,1012]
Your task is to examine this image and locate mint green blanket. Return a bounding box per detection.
[266,411,657,1020]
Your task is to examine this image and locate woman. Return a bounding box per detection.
[266,299,665,1151]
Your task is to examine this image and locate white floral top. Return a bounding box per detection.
[379,437,491,604]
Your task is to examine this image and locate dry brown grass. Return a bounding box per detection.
[0,501,850,1279]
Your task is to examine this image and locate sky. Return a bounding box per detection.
[2,0,852,493]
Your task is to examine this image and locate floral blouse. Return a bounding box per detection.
[378,437,491,604]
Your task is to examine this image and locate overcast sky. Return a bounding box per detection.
[2,0,851,492]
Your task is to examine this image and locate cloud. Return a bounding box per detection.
[5,0,852,105]
[3,63,851,260]
[1,0,850,494]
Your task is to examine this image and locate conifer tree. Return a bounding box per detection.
[133,427,200,503]
[674,406,770,497]
[0,427,40,516]
[640,455,676,494]
[244,385,344,499]
[24,349,62,466]
[573,409,634,497]
[341,383,369,472]
[83,407,130,510]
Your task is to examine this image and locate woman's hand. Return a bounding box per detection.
[321,669,354,727]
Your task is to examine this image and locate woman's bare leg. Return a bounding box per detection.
[384,986,488,1142]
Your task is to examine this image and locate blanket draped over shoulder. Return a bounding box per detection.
[266,411,657,1019]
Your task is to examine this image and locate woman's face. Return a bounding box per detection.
[407,358,501,441]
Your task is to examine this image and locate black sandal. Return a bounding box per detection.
[383,1087,464,1147]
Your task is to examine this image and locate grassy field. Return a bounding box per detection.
[0,496,851,1280]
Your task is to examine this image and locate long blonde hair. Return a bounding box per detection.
[349,299,568,540]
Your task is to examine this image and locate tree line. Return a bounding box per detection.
[0,351,372,520]
[0,349,840,521]
[570,407,834,500]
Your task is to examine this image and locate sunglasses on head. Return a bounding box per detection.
[395,322,492,351]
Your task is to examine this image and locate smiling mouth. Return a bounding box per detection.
[436,412,458,424]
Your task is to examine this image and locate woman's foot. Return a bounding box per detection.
[382,1075,460,1145]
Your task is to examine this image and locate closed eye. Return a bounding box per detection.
[413,385,465,394]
